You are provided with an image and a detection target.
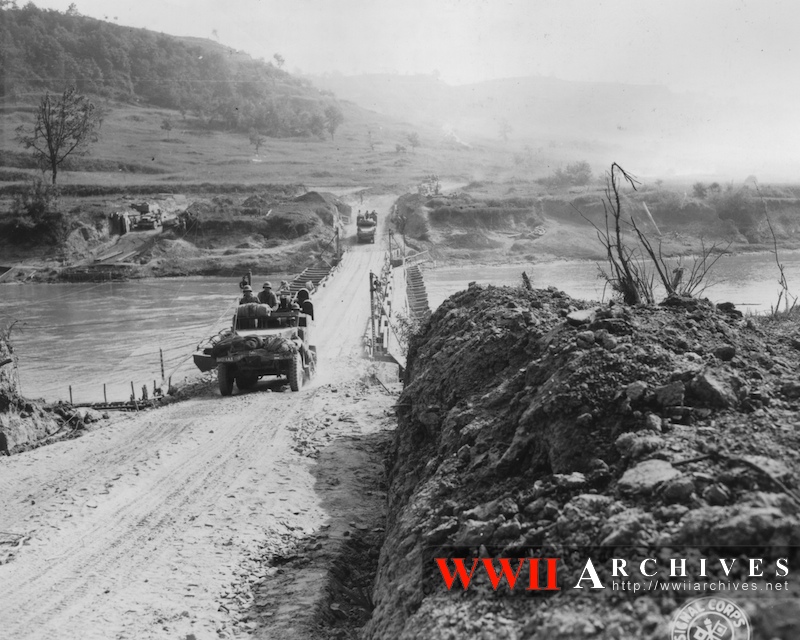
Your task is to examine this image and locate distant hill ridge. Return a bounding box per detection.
[309,72,716,139]
[308,71,800,179]
[0,3,340,137]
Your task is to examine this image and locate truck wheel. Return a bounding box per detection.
[236,373,258,390]
[218,364,234,396]
[289,352,303,392]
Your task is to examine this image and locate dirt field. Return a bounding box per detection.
[0,200,399,640]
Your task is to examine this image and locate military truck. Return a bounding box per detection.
[193,295,317,396]
[356,211,377,244]
[131,202,163,230]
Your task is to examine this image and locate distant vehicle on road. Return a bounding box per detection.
[356,211,377,244]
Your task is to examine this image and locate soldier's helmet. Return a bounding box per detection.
[243,285,253,292]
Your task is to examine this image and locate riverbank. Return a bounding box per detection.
[5,176,800,285]
[0,186,352,284]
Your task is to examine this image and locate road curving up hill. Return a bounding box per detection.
[0,198,399,640]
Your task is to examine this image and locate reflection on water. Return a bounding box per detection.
[424,251,800,314]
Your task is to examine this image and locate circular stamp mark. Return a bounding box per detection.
[670,596,751,640]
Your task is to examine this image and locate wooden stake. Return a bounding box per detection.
[103,384,107,404]
[69,385,73,404]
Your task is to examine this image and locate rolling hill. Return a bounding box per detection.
[308,72,800,181]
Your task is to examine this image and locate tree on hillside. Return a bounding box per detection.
[160,117,173,139]
[273,53,285,69]
[406,132,421,152]
[324,104,344,140]
[249,128,265,155]
[15,86,101,185]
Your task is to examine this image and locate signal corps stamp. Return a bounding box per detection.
[670,596,751,640]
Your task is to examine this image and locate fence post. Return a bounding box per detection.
[69,385,73,404]
[103,383,107,404]
[160,348,165,381]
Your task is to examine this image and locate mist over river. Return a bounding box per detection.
[2,251,799,403]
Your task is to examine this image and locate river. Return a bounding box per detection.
[0,277,243,403]
[2,251,799,403]
[424,250,800,312]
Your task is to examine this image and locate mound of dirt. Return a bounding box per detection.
[367,284,800,639]
[0,336,64,453]
[63,222,106,261]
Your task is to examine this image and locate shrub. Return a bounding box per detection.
[538,160,593,188]
[711,186,760,237]
[692,182,707,198]
[9,178,70,245]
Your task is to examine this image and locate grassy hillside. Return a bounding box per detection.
[0,3,338,138]
[0,97,519,191]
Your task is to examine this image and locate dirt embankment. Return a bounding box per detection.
[392,187,800,266]
[0,334,69,453]
[0,189,351,282]
[367,284,800,639]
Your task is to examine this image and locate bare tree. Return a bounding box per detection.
[580,163,726,304]
[406,132,420,152]
[15,86,101,185]
[756,184,798,317]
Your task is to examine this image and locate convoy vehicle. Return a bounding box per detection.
[193,293,316,395]
[356,211,377,244]
[135,212,162,229]
[131,202,163,230]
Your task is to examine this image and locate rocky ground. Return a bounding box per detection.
[368,283,800,639]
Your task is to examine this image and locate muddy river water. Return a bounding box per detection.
[2,250,800,402]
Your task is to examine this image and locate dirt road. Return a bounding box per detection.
[0,197,399,640]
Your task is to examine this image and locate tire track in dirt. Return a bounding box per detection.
[1,392,315,639]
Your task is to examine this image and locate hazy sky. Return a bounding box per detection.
[27,0,800,100]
